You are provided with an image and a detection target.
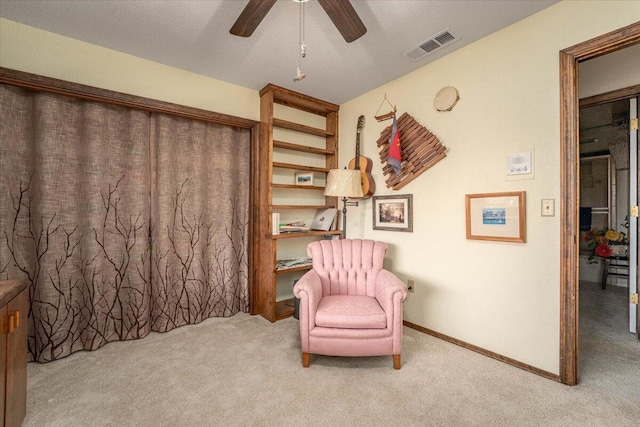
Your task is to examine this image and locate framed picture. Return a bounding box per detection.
[465,191,526,243]
[372,194,413,232]
[294,172,314,186]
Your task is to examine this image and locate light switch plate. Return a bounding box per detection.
[542,199,555,217]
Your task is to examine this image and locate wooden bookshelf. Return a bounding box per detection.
[255,84,339,322]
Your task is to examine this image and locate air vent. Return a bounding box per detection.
[403,28,459,62]
[419,40,440,53]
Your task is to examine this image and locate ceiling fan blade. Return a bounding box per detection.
[317,0,367,43]
[230,0,277,37]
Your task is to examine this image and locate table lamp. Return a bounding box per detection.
[324,169,363,239]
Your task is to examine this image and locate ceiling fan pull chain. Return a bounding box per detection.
[294,0,307,82]
[300,0,306,58]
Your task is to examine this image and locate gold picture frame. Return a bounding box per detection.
[465,191,526,243]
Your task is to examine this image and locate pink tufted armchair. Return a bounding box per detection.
[293,239,408,369]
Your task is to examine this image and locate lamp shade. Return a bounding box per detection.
[324,169,363,198]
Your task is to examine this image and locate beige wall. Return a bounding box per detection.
[338,1,640,374]
[0,18,259,120]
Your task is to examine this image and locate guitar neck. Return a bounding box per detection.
[355,130,361,170]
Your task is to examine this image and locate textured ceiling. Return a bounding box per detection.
[0,0,559,104]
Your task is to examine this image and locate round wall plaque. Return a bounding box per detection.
[434,86,460,112]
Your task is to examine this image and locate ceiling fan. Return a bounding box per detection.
[230,0,367,43]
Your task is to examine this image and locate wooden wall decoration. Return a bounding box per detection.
[377,112,447,190]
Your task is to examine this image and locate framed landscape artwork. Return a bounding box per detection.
[465,191,526,243]
[294,172,314,186]
[372,194,413,232]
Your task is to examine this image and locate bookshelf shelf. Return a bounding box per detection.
[275,299,295,320]
[272,204,336,210]
[272,118,335,137]
[274,140,336,155]
[271,183,326,191]
[272,162,331,173]
[274,265,313,275]
[270,230,342,240]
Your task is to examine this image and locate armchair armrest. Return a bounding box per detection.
[375,269,408,303]
[294,269,323,329]
[375,269,409,330]
[293,270,323,353]
[376,269,409,354]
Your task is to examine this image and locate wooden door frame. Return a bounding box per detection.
[559,21,640,386]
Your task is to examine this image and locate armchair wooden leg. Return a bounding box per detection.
[302,352,310,368]
[393,354,401,370]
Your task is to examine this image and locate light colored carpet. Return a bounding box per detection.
[23,283,640,426]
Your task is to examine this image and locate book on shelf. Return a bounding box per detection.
[272,212,280,235]
[279,219,309,233]
[279,226,311,233]
[331,211,339,230]
[282,219,306,227]
[276,258,313,271]
[310,208,338,231]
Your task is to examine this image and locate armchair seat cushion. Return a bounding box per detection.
[315,295,387,329]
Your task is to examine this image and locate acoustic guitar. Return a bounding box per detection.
[347,115,375,197]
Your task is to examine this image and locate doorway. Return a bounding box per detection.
[559,21,640,385]
[577,95,639,388]
[579,99,631,264]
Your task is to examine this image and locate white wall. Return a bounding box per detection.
[0,18,259,120]
[338,1,640,374]
[580,43,640,98]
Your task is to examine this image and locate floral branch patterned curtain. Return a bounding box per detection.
[150,114,249,331]
[0,84,250,362]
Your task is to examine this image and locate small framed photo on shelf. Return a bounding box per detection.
[465,191,526,243]
[372,194,413,232]
[294,172,314,186]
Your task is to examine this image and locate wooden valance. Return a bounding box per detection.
[377,113,447,190]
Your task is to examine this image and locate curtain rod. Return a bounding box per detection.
[0,67,258,130]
